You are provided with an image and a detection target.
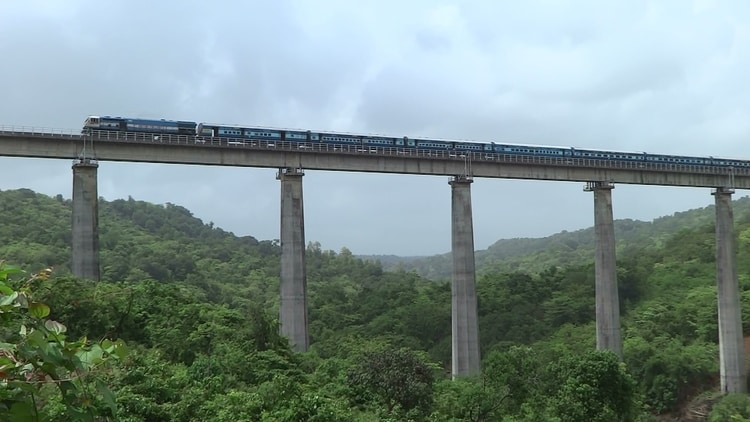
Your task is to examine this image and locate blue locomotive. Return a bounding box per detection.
[82,115,750,168]
[83,116,195,135]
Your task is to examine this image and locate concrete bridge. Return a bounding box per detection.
[0,127,746,391]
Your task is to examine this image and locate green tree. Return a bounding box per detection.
[347,346,436,419]
[710,394,750,421]
[429,377,509,422]
[0,262,127,421]
[624,334,717,412]
[547,350,638,422]
[482,346,545,415]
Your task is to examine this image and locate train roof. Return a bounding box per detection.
[100,116,196,125]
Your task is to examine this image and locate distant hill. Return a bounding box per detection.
[362,195,750,280]
[0,188,277,293]
[7,185,747,284]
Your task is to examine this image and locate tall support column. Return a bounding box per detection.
[450,175,480,378]
[277,168,309,352]
[713,187,747,393]
[584,182,621,357]
[71,159,100,281]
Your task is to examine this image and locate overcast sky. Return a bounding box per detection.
[1,0,749,256]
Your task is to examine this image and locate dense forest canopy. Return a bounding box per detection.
[2,188,750,421]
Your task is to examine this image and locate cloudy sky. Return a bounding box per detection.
[1,0,749,256]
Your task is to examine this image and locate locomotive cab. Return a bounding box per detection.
[83,116,100,129]
[81,115,101,134]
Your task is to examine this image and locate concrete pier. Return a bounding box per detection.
[71,159,100,281]
[713,187,746,393]
[449,175,481,378]
[585,182,622,357]
[277,168,309,351]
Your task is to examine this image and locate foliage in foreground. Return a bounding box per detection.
[0,262,127,421]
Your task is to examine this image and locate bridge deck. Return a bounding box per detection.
[0,129,746,189]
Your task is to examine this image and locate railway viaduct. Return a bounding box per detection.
[0,128,748,392]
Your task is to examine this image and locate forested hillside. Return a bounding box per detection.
[374,197,750,280]
[2,188,750,421]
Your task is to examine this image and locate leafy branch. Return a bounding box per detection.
[0,261,128,421]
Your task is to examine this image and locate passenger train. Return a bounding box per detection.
[82,115,750,168]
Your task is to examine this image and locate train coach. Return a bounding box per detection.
[494,143,570,157]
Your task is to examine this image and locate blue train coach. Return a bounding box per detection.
[197,123,284,142]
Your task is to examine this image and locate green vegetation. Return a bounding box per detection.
[0,262,126,420]
[2,188,750,420]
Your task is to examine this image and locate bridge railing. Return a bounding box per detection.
[0,125,80,137]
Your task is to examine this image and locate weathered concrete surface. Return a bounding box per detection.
[0,133,749,188]
[278,168,309,352]
[71,160,100,281]
[586,182,621,357]
[450,176,481,378]
[713,188,747,393]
